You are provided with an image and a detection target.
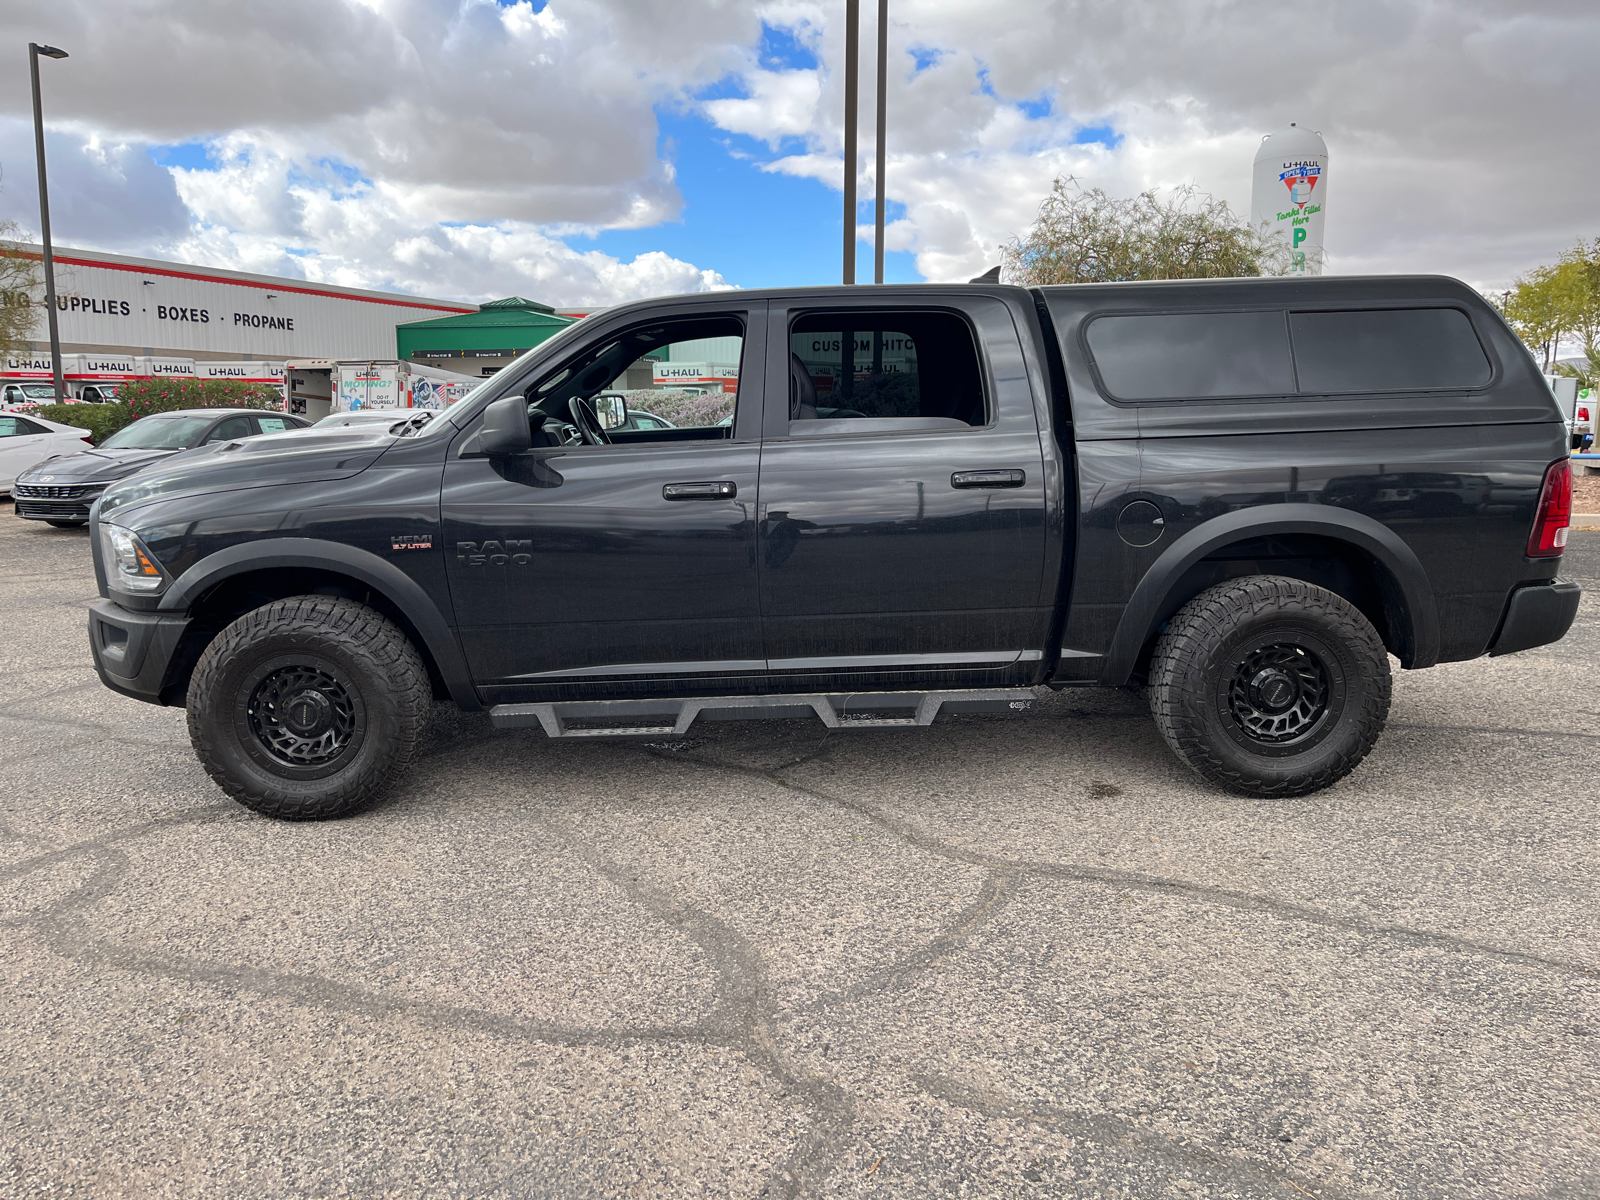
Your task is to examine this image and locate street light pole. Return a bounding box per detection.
[28,42,68,402]
[842,0,859,285]
[873,0,887,284]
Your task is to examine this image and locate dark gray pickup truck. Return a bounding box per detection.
[86,275,1580,819]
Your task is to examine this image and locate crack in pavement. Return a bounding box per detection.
[1,785,851,1199]
[654,749,1600,982]
[5,700,1594,1197]
[1387,720,1600,743]
[909,1070,1365,1199]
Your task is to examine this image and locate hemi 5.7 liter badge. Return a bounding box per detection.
[390,535,433,552]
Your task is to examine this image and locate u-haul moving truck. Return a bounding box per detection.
[1,353,288,403]
[285,359,475,422]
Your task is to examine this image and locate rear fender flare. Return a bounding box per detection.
[1103,503,1438,683]
[159,536,478,709]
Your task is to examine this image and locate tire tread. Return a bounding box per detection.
[186,596,429,820]
[1148,576,1392,797]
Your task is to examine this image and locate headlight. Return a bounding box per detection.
[100,523,167,594]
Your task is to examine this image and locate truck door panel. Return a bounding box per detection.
[441,305,767,700]
[756,298,1051,687]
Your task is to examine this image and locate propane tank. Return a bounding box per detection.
[1250,124,1328,275]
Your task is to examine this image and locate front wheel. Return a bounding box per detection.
[1148,576,1391,797]
[187,596,430,820]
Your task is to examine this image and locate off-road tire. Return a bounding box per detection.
[187,596,429,820]
[1148,576,1391,797]
[45,519,86,528]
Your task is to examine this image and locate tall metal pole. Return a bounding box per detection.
[842,0,859,285]
[873,0,888,285]
[28,43,68,402]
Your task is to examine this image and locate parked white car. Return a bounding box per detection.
[0,412,93,494]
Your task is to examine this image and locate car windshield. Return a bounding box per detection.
[21,384,56,398]
[99,415,215,450]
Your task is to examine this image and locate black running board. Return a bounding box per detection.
[487,689,1036,739]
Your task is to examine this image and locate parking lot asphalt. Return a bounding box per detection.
[0,499,1596,1200]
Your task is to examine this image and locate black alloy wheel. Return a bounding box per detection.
[1148,576,1391,797]
[187,596,430,820]
[242,661,362,774]
[1224,640,1332,749]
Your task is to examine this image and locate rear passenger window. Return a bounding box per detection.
[1085,311,1295,400]
[1290,308,1490,393]
[788,310,986,429]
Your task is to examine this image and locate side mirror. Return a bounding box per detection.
[594,394,626,429]
[478,394,532,455]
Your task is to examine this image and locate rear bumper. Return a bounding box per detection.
[1488,581,1582,657]
[89,598,191,705]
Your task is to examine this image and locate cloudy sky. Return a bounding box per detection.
[0,0,1592,306]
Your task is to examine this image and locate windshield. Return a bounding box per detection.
[99,415,215,450]
[21,384,56,398]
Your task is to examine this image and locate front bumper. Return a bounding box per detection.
[1488,580,1583,657]
[14,483,105,522]
[89,598,191,705]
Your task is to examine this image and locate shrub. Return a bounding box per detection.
[30,402,134,444]
[620,389,736,427]
[118,377,284,417]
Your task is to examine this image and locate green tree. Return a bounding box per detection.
[1000,177,1293,285]
[1501,264,1568,371]
[0,220,42,359]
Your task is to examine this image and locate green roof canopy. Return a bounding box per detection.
[396,297,575,362]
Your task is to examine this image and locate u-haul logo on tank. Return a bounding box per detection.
[1278,162,1322,208]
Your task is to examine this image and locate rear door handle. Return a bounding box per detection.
[663,480,737,500]
[951,469,1025,489]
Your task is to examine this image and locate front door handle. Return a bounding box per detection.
[951,469,1025,489]
[663,480,737,500]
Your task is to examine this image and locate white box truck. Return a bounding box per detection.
[284,359,475,421]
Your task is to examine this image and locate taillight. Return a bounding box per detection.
[1579,406,1591,422]
[1527,459,1572,557]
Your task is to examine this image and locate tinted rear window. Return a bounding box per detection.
[1085,311,1295,401]
[1290,308,1490,393]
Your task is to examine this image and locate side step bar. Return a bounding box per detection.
[488,689,1036,740]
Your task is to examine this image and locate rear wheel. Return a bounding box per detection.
[1148,576,1391,797]
[187,596,430,820]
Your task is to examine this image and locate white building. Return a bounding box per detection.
[2,243,475,367]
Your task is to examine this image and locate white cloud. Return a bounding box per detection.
[0,0,1593,300]
[724,0,1600,289]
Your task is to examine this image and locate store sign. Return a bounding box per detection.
[1,249,474,361]
[412,348,518,359]
[652,362,738,383]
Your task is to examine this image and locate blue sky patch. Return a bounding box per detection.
[148,141,214,171]
[759,22,817,71]
[574,108,921,288]
[1073,124,1124,148]
[909,46,942,73]
[1018,93,1053,120]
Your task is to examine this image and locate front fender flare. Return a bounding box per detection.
[1102,503,1439,684]
[159,536,479,710]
